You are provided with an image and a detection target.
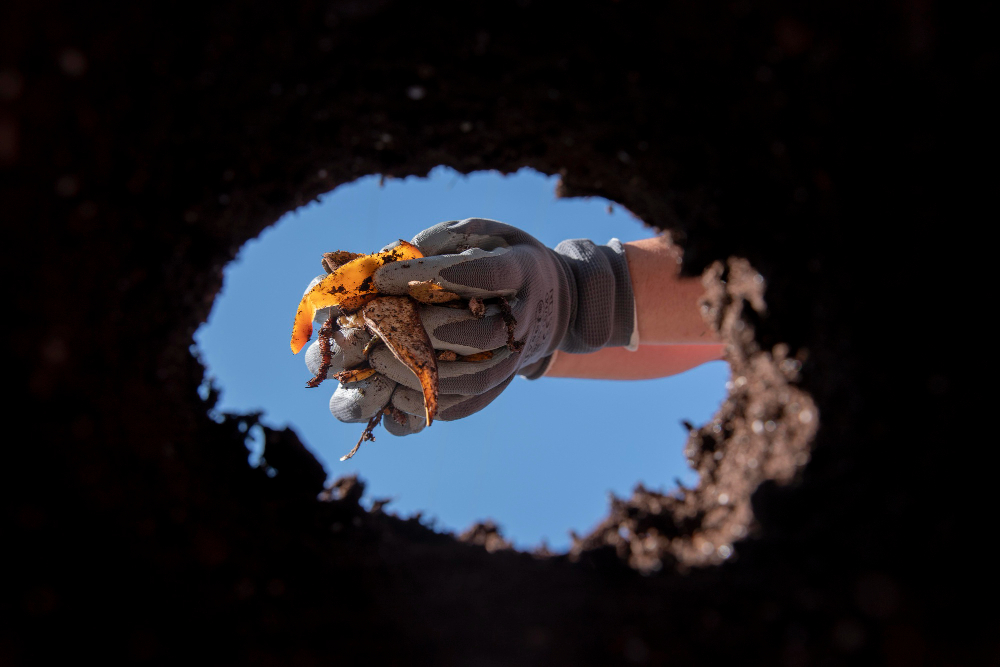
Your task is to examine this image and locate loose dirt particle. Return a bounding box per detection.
[384,406,409,426]
[496,296,525,352]
[322,250,363,273]
[468,297,485,318]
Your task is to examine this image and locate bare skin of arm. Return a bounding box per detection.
[545,235,725,379]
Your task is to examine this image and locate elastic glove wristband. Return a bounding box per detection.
[519,238,636,379]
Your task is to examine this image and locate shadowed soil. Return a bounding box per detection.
[2,1,990,665]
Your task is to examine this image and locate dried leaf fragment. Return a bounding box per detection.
[333,367,377,384]
[361,336,381,358]
[361,296,439,425]
[407,280,461,304]
[468,297,485,319]
[322,250,364,273]
[457,350,494,362]
[437,349,495,362]
[290,241,424,354]
[340,413,382,461]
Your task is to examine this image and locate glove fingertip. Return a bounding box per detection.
[383,409,426,436]
[329,375,395,423]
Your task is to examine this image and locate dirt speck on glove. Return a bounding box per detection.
[497,296,525,352]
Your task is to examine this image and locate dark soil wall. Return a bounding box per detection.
[3,1,992,665]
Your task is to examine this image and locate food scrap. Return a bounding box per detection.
[436,349,494,362]
[290,240,423,355]
[360,296,438,426]
[332,367,377,384]
[292,243,517,461]
[407,280,462,304]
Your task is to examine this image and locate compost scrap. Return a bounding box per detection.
[293,244,514,459]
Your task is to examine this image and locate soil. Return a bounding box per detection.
[2,1,991,665]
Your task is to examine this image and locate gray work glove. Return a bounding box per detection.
[304,218,636,435]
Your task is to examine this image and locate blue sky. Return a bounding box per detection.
[194,167,729,550]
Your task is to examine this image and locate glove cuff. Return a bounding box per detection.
[551,238,636,354]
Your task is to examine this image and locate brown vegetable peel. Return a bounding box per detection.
[361,296,439,426]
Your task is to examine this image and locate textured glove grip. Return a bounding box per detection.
[553,238,636,354]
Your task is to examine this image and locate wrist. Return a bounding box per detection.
[622,236,722,345]
[551,238,636,354]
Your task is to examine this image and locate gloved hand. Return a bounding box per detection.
[304,218,637,435]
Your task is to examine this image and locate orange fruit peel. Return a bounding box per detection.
[290,241,423,354]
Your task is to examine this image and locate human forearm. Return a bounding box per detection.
[545,235,722,379]
[624,235,720,345]
[545,343,724,379]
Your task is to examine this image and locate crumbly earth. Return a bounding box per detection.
[3,2,987,665]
